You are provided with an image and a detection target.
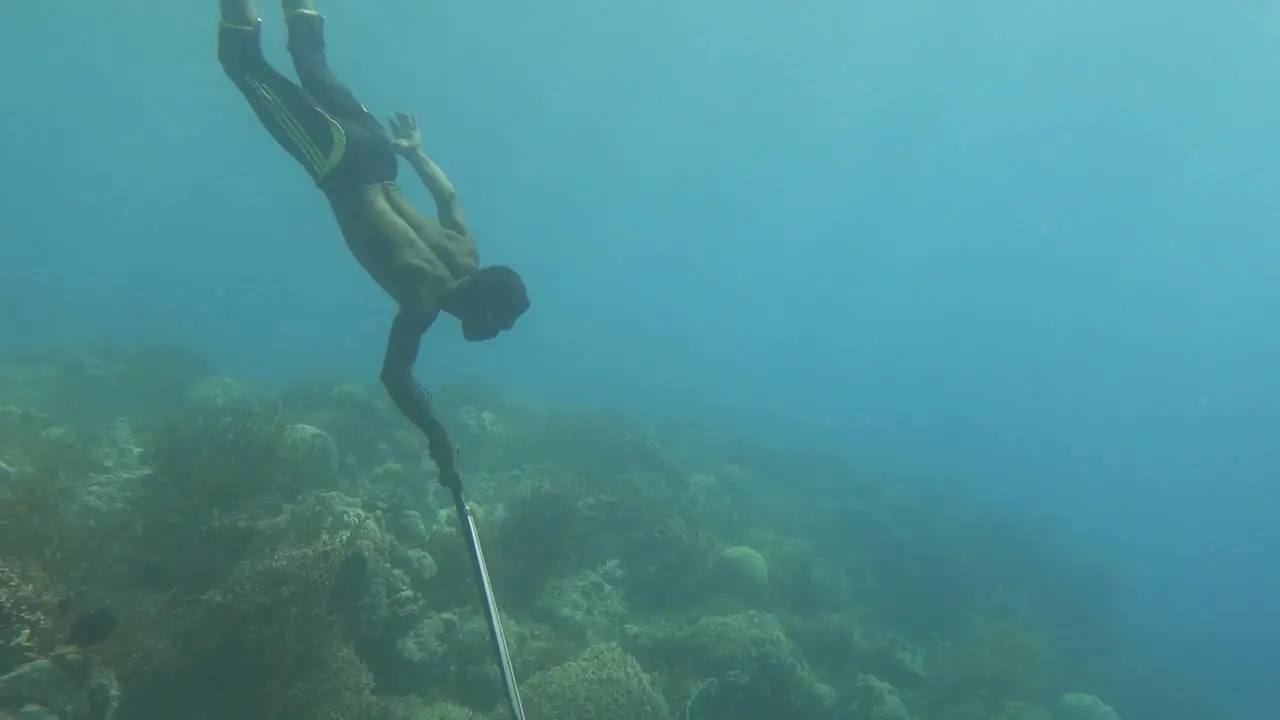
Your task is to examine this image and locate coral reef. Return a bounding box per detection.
[847,674,911,720]
[507,643,668,720]
[710,545,769,606]
[0,562,120,719]
[636,610,839,720]
[0,343,1217,719]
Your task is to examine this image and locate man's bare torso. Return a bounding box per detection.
[327,182,479,314]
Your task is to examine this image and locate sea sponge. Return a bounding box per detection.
[510,643,668,720]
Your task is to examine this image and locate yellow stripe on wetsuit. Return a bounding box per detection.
[247,77,347,181]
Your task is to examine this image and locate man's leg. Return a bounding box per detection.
[217,0,347,183]
[221,0,257,27]
[281,0,377,124]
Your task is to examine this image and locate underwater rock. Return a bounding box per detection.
[510,643,668,720]
[713,546,770,604]
[1055,693,1120,720]
[847,674,911,720]
[0,651,120,720]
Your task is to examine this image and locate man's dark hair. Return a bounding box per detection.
[459,265,529,341]
[478,265,530,322]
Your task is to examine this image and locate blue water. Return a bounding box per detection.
[2,1,1276,714]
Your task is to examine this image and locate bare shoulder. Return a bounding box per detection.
[431,224,480,278]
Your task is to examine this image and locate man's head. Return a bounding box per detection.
[449,265,530,342]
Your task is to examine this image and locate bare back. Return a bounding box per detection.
[382,183,479,280]
[327,183,466,314]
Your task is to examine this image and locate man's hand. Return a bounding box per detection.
[389,111,423,155]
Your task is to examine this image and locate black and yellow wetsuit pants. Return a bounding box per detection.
[218,11,398,192]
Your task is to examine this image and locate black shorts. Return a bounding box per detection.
[218,12,398,194]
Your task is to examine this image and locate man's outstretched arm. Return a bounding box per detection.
[379,309,460,487]
[406,151,469,233]
[389,112,471,237]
